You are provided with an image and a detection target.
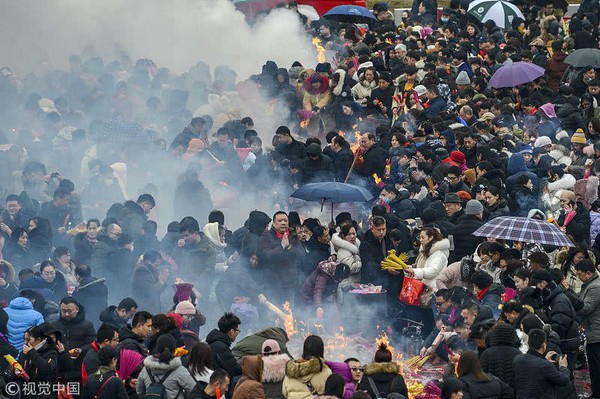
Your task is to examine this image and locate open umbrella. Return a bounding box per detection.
[473,216,574,247]
[290,182,374,220]
[323,5,376,24]
[488,61,545,88]
[468,0,525,29]
[565,48,600,68]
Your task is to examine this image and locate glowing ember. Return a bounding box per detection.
[283,301,297,337]
[350,131,362,153]
[373,173,382,185]
[300,119,309,129]
[312,37,326,64]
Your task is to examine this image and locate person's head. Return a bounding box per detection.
[528,328,547,353]
[441,378,463,399]
[275,126,293,144]
[513,268,531,291]
[501,300,523,324]
[345,357,363,383]
[457,351,489,381]
[272,211,288,234]
[131,311,153,338]
[218,312,241,343]
[153,333,176,364]
[26,325,49,348]
[419,227,443,256]
[528,252,550,270]
[559,190,577,211]
[98,346,118,370]
[313,225,330,244]
[370,216,386,241]
[435,289,452,313]
[484,186,502,206]
[74,264,92,283]
[5,195,21,216]
[360,133,376,150]
[53,247,71,265]
[530,269,553,290]
[117,297,138,321]
[302,335,325,360]
[461,303,479,327]
[40,261,57,283]
[179,217,201,245]
[136,194,155,214]
[59,297,79,321]
[374,342,392,362]
[469,271,493,295]
[86,218,100,239]
[143,250,163,269]
[426,85,439,100]
[444,194,462,217]
[106,223,122,241]
[340,223,357,244]
[323,374,346,398]
[96,324,119,348]
[189,342,213,376]
[206,369,230,395]
[52,189,71,208]
[11,227,28,248]
[575,259,596,283]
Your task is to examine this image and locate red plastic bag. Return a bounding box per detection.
[399,276,424,306]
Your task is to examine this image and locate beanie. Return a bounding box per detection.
[534,136,552,148]
[166,313,184,331]
[450,150,466,164]
[175,300,196,315]
[261,339,281,355]
[465,199,484,215]
[455,71,471,85]
[571,129,587,144]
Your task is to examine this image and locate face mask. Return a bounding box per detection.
[380,196,390,204]
[441,17,449,23]
[517,26,525,34]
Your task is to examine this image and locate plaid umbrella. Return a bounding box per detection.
[473,216,574,247]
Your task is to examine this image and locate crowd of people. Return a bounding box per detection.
[0,0,599,398]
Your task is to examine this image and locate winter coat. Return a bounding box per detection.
[20,340,58,399]
[4,296,44,351]
[99,306,127,330]
[301,154,333,184]
[117,325,149,357]
[90,232,119,278]
[357,144,388,178]
[513,349,570,399]
[510,186,543,217]
[131,261,166,314]
[233,355,265,399]
[351,77,377,103]
[331,145,354,182]
[52,306,96,350]
[72,231,95,266]
[459,373,513,399]
[388,190,418,220]
[559,203,591,247]
[436,261,467,290]
[590,211,600,245]
[81,369,128,399]
[324,361,355,399]
[257,229,305,291]
[540,282,580,353]
[478,284,505,319]
[262,353,289,399]
[206,328,242,378]
[449,215,483,263]
[137,356,196,399]
[82,341,102,384]
[282,357,331,399]
[577,273,600,344]
[413,239,450,290]
[275,139,306,162]
[357,362,408,399]
[546,52,569,93]
[484,200,510,221]
[302,261,339,308]
[480,324,522,388]
[72,276,108,328]
[359,229,392,286]
[424,96,447,119]
[505,153,540,196]
[331,234,361,289]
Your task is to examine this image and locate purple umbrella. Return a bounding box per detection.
[488,61,545,89]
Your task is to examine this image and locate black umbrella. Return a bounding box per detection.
[565,48,600,68]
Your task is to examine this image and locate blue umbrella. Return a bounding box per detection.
[323,5,376,23]
[290,182,374,220]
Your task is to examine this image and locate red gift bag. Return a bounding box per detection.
[399,276,425,306]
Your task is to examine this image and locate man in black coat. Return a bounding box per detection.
[444,193,465,226]
[330,135,353,182]
[72,264,108,329]
[81,324,118,384]
[257,212,305,305]
[40,188,80,248]
[513,328,570,398]
[359,216,393,288]
[449,200,484,263]
[357,133,388,179]
[131,251,169,314]
[117,310,152,357]
[367,72,395,118]
[301,143,333,183]
[274,125,305,163]
[206,313,242,384]
[98,297,138,331]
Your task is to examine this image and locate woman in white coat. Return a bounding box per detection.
[330,224,361,295]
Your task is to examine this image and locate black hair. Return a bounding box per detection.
[272,211,287,222]
[209,369,230,386]
[53,188,70,200]
[98,346,118,367]
[470,271,493,290]
[86,218,100,228]
[313,225,328,238]
[118,297,138,311]
[575,259,595,274]
[302,335,325,360]
[189,342,213,376]
[441,378,463,399]
[132,311,153,328]
[143,250,162,264]
[179,216,200,234]
[137,193,155,207]
[60,297,78,306]
[5,194,20,204]
[323,374,346,398]
[40,260,56,274]
[218,312,241,334]
[528,328,546,351]
[209,210,225,225]
[529,252,550,269]
[142,220,157,235]
[372,216,386,227]
[74,264,92,278]
[374,342,392,362]
[502,300,523,314]
[276,126,291,136]
[154,333,176,364]
[96,324,118,343]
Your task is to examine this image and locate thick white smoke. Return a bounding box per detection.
[0,0,315,79]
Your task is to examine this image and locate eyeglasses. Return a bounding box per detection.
[350,367,364,372]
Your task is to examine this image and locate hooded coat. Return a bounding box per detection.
[4,296,44,351]
[546,51,569,93]
[505,153,540,196]
[413,239,451,290]
[388,190,418,220]
[52,305,96,350]
[233,355,266,399]
[331,233,361,289]
[302,261,339,308]
[21,339,58,399]
[357,362,408,398]
[206,328,242,379]
[479,324,522,388]
[540,282,580,353]
[282,357,331,399]
[262,353,290,399]
[136,356,196,399]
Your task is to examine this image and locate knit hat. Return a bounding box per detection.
[306,142,322,156]
[414,85,427,97]
[465,199,483,215]
[534,136,552,148]
[457,191,472,201]
[261,339,281,355]
[175,300,196,315]
[455,71,471,86]
[166,313,183,330]
[450,150,466,164]
[571,129,587,144]
[175,282,194,302]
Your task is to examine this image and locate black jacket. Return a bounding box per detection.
[131,261,167,314]
[21,340,59,398]
[449,215,483,263]
[479,324,522,388]
[257,228,305,290]
[206,329,242,378]
[99,306,127,330]
[359,229,392,286]
[357,362,408,398]
[117,325,149,357]
[358,144,388,178]
[301,154,333,183]
[513,349,570,399]
[72,232,94,266]
[275,139,305,162]
[72,276,108,329]
[558,203,591,247]
[53,306,96,350]
[331,146,354,182]
[540,283,580,353]
[388,190,418,220]
[81,370,128,399]
[459,373,513,399]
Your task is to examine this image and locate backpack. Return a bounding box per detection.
[367,375,400,399]
[145,369,174,399]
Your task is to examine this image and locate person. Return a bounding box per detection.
[188,341,215,386]
[20,325,58,399]
[469,271,504,319]
[319,374,346,398]
[53,297,96,351]
[359,216,391,287]
[73,218,100,266]
[38,260,68,304]
[257,212,305,305]
[3,227,32,270]
[483,187,510,221]
[479,323,522,389]
[331,223,362,292]
[136,334,196,398]
[574,259,600,398]
[81,323,119,384]
[261,339,289,399]
[441,378,463,399]
[283,335,332,398]
[52,246,78,290]
[206,312,243,382]
[81,346,128,399]
[345,358,363,390]
[449,200,484,263]
[99,297,138,330]
[4,290,44,351]
[232,355,266,399]
[72,264,108,328]
[513,328,570,398]
[558,190,591,247]
[357,342,408,398]
[456,351,513,398]
[131,250,169,314]
[190,368,230,399]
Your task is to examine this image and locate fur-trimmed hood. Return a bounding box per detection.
[143,355,182,371]
[203,222,226,248]
[331,233,360,255]
[427,238,451,256]
[304,74,330,95]
[332,69,347,97]
[285,357,328,381]
[241,354,263,382]
[262,353,290,383]
[363,362,400,376]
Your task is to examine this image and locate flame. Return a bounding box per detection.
[312,37,326,64]
[282,301,297,337]
[375,333,404,376]
[373,173,382,185]
[300,119,309,129]
[350,131,362,153]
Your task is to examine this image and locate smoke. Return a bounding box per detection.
[0,0,315,80]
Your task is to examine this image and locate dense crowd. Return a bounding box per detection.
[0,0,599,398]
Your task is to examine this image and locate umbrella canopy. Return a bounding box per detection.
[468,0,525,29]
[297,4,320,21]
[473,216,574,247]
[488,61,545,88]
[565,48,600,68]
[291,182,373,203]
[323,5,375,23]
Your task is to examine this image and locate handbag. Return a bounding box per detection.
[399,276,424,306]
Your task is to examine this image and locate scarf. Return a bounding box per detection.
[476,285,491,301]
[563,210,576,227]
[86,235,98,246]
[275,229,289,240]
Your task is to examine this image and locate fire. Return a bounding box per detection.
[375,333,404,375]
[312,37,326,64]
[373,173,382,185]
[282,301,297,337]
[350,131,362,153]
[300,119,309,129]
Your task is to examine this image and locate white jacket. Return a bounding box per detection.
[413,239,450,290]
[331,233,361,289]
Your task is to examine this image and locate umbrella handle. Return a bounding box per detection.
[321,199,325,212]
